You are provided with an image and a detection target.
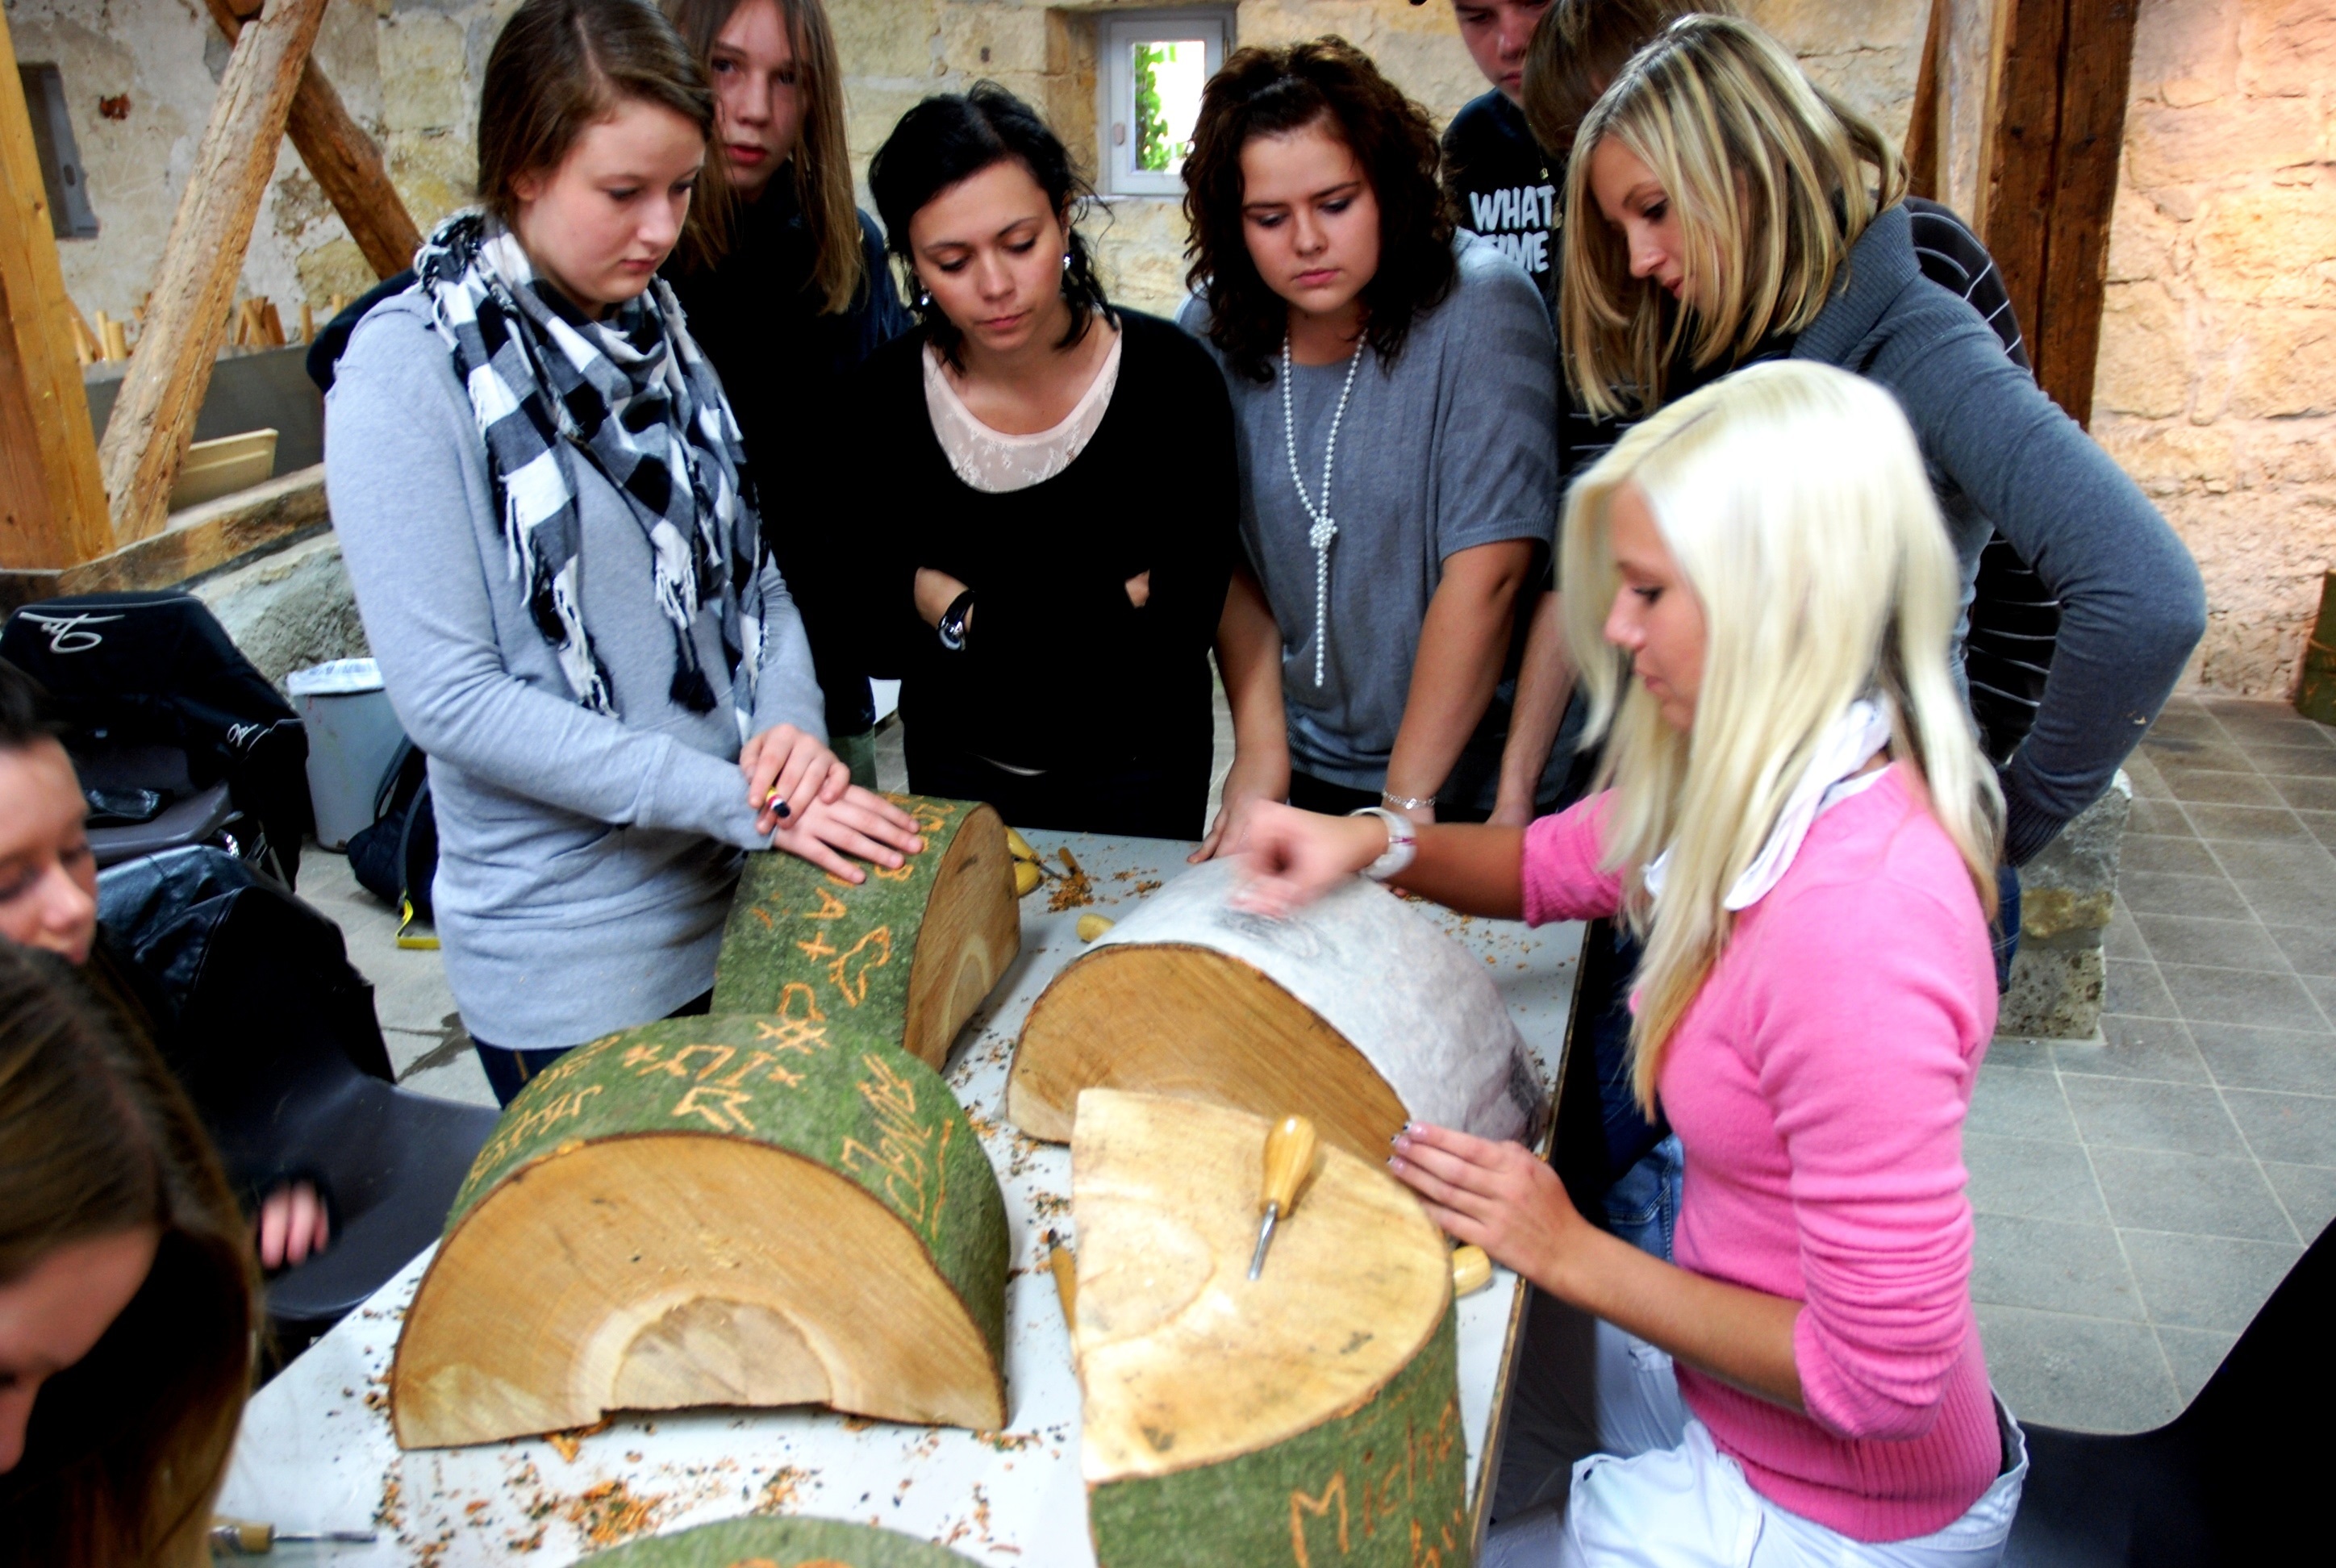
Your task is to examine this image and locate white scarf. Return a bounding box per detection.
[1641,698,1896,911]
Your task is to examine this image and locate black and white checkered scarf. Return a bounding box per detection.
[415,211,765,729]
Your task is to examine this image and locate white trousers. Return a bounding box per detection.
[1486,1307,2028,1568]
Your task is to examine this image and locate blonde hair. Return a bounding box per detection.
[1561,361,2001,1111]
[1559,14,1907,419]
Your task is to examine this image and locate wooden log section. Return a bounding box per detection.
[1074,1091,1469,1568]
[0,2,110,572]
[97,0,331,548]
[579,1516,981,1566]
[715,794,1020,1070]
[1008,859,1546,1161]
[390,1015,1011,1449]
[202,0,422,280]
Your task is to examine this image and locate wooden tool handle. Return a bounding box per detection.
[210,1517,273,1553]
[1450,1245,1492,1298]
[1259,1116,1317,1219]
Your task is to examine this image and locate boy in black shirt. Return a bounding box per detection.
[1435,0,1560,311]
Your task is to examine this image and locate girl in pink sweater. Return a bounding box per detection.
[1236,361,2027,1565]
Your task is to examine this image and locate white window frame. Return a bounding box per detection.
[1096,10,1233,198]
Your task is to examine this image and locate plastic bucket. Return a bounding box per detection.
[288,658,407,850]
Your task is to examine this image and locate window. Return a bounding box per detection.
[17,64,98,240]
[1096,10,1230,198]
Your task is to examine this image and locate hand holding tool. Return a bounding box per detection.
[1246,1115,1317,1281]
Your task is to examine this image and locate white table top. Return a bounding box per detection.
[217,829,1583,1565]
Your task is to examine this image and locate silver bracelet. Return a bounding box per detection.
[1349,807,1418,882]
[1381,790,1436,813]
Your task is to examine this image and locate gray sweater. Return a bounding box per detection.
[325,292,824,1050]
[1792,205,2206,863]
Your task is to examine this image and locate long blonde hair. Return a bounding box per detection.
[1560,15,1907,419]
[1561,362,2001,1111]
[665,0,866,312]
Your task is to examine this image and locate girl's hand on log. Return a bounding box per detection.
[257,1180,332,1271]
[1387,1122,1583,1294]
[1189,753,1287,863]
[744,724,850,836]
[1228,801,1387,915]
[771,786,925,882]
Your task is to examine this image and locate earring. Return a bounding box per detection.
[918,289,932,309]
[1062,252,1072,273]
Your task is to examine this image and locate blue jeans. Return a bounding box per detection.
[1604,1134,1683,1261]
[1992,861,2022,994]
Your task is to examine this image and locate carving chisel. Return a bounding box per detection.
[1246,1114,1318,1281]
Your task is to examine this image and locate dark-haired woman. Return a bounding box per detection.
[326,0,923,1105]
[0,944,258,1568]
[661,0,911,786]
[1178,38,1559,858]
[848,84,1238,840]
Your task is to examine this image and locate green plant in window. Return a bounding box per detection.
[1133,43,1174,173]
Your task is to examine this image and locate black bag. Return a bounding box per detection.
[1,590,311,888]
[347,740,437,931]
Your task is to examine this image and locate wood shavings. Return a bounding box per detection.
[1047,849,1095,911]
[752,1464,816,1514]
[546,1416,612,1462]
[562,1478,665,1546]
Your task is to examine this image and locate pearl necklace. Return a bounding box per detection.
[1281,334,1362,688]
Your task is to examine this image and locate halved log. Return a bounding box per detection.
[390,1016,1009,1449]
[715,794,1020,1069]
[1074,1091,1469,1566]
[578,1516,979,1566]
[1008,859,1545,1161]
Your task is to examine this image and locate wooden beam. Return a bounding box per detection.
[96,0,331,548]
[2034,0,2140,427]
[0,4,111,571]
[0,463,327,613]
[203,0,422,281]
[1906,0,1946,201]
[1980,0,2138,429]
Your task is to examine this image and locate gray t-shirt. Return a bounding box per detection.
[1179,236,1558,805]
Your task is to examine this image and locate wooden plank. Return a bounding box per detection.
[205,0,422,281]
[2033,0,2140,427]
[1906,0,1946,200]
[169,426,277,511]
[97,0,331,548]
[0,461,326,612]
[0,4,111,572]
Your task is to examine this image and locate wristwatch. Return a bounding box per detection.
[1348,807,1418,882]
[936,589,976,653]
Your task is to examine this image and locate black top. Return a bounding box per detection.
[844,311,1238,774]
[1441,91,1558,312]
[665,181,913,735]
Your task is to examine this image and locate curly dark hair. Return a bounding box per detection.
[868,81,1112,373]
[1182,37,1455,384]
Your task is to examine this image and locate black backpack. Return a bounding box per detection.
[346,741,437,945]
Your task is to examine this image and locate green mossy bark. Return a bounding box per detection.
[578,1516,978,1566]
[447,1015,1009,1370]
[712,793,980,1032]
[1087,1308,1470,1568]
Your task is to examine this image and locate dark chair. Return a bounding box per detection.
[97,849,498,1349]
[2,590,310,888]
[2004,1215,2334,1566]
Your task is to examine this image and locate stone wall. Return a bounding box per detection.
[2092,0,2336,697]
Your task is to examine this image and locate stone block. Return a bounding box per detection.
[936,2,1051,78]
[2130,0,2240,103]
[831,0,941,81]
[193,532,370,691]
[2229,308,2336,418]
[2094,415,2238,495]
[379,12,470,134]
[2190,186,2336,306]
[2104,182,2181,284]
[2125,98,2319,189]
[1999,774,2130,1040]
[2238,0,2336,98]
[2095,281,2192,419]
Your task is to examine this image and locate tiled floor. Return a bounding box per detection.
[1967,694,2335,1432]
